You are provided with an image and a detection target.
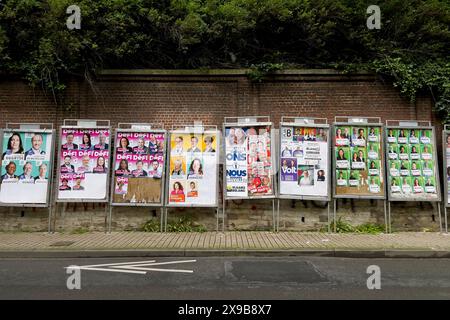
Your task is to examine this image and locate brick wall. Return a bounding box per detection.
[0,70,442,232]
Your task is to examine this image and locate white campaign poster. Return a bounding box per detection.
[0,130,53,204]
[279,126,329,197]
[168,131,218,205]
[57,128,111,201]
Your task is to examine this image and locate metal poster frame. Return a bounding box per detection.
[332,116,388,233]
[222,116,277,232]
[108,123,167,233]
[442,125,450,233]
[277,117,332,232]
[165,124,221,232]
[385,120,442,233]
[0,123,56,233]
[53,119,112,232]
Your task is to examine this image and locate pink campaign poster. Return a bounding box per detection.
[113,132,165,204]
[58,128,110,200]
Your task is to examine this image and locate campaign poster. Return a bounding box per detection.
[334,125,385,197]
[57,128,110,200]
[225,125,274,198]
[168,131,218,205]
[445,132,450,205]
[0,131,53,204]
[387,128,439,201]
[112,131,165,204]
[279,126,329,198]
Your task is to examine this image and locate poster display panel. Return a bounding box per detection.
[0,130,54,204]
[57,127,110,201]
[224,124,275,198]
[333,124,385,198]
[112,130,165,205]
[386,126,440,201]
[167,130,219,206]
[279,124,329,199]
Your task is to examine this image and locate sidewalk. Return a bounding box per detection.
[0,231,449,258]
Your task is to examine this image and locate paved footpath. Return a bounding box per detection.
[0,231,449,258]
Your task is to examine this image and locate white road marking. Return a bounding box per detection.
[65,259,196,275]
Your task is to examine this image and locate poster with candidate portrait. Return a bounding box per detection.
[0,130,54,205]
[444,130,450,206]
[387,127,440,201]
[279,125,329,199]
[57,128,111,201]
[112,131,165,205]
[167,130,219,206]
[333,125,385,198]
[225,125,274,198]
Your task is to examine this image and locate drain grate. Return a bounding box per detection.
[49,241,75,247]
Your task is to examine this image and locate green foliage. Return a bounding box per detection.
[70,226,90,234]
[326,217,385,234]
[0,0,448,117]
[142,216,207,232]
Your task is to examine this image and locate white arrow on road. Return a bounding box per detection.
[65,259,196,275]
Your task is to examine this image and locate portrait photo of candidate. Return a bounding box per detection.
[337,148,346,160]
[317,170,325,181]
[357,150,365,162]
[131,160,148,177]
[171,159,185,177]
[115,159,130,176]
[170,181,184,196]
[24,133,46,159]
[171,136,184,155]
[133,137,149,154]
[1,161,18,183]
[203,136,215,152]
[118,137,133,153]
[60,155,75,173]
[281,146,292,157]
[77,155,92,173]
[228,128,246,146]
[34,163,48,181]
[187,158,203,179]
[72,177,84,190]
[62,133,78,150]
[19,162,34,181]
[93,156,107,173]
[79,133,92,150]
[148,160,162,178]
[187,136,201,152]
[148,134,159,154]
[94,133,109,150]
[425,178,434,187]
[59,178,71,191]
[2,132,24,159]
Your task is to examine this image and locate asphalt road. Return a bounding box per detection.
[0,256,450,299]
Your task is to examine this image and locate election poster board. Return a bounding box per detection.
[0,128,55,206]
[166,127,219,207]
[279,120,330,200]
[56,124,111,202]
[386,124,440,202]
[111,129,166,206]
[333,121,386,199]
[443,126,450,207]
[224,121,276,199]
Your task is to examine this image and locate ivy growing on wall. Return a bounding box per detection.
[0,0,448,119]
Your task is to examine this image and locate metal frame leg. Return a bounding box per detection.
[216,207,219,232]
[445,206,448,234]
[383,200,388,234]
[47,203,53,234]
[333,199,337,233]
[222,199,226,233]
[438,202,442,233]
[104,203,109,234]
[277,199,280,232]
[160,207,164,233]
[272,199,275,232]
[327,201,331,233]
[388,201,392,233]
[108,204,113,234]
[164,207,168,232]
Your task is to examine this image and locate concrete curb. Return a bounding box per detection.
[1,249,450,258]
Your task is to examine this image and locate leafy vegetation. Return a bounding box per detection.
[326,217,385,234]
[142,216,207,232]
[0,0,448,118]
